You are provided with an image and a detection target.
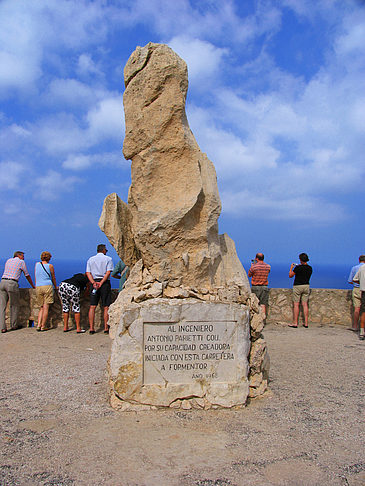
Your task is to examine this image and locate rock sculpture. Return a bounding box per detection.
[100,43,269,410]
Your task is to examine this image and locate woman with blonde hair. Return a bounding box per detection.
[35,251,57,331]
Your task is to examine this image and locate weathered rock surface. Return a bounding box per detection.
[109,299,251,410]
[99,192,140,267]
[100,42,249,291]
[99,42,268,409]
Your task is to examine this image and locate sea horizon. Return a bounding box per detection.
[0,258,355,290]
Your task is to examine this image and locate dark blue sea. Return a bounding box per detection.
[0,258,353,290]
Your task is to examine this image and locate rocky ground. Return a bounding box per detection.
[1,322,364,486]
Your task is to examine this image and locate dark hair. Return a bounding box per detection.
[359,255,365,262]
[299,253,309,262]
[97,244,106,252]
[256,253,264,261]
[13,251,24,258]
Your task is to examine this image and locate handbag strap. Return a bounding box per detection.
[40,262,52,279]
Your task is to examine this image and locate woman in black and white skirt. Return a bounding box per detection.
[58,273,89,333]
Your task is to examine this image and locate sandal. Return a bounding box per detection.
[288,324,298,328]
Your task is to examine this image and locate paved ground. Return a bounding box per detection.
[1,323,364,486]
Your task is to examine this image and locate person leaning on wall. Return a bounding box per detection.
[58,273,89,333]
[248,252,271,320]
[352,264,365,340]
[0,251,35,333]
[86,244,114,334]
[111,259,129,293]
[347,255,365,332]
[289,253,312,328]
[35,251,57,332]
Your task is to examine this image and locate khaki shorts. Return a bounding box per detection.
[36,285,54,306]
[352,287,362,308]
[293,284,310,303]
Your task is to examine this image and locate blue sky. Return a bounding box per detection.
[1,0,364,270]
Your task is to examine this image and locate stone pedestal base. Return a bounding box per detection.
[109,299,251,410]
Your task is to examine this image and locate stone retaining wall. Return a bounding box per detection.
[4,289,119,330]
[4,288,353,329]
[266,288,353,326]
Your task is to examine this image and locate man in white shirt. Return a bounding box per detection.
[86,244,113,334]
[347,255,365,331]
[353,264,365,340]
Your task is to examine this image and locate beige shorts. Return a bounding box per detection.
[36,285,54,306]
[352,287,362,308]
[293,284,310,303]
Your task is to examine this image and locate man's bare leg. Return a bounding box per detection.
[103,306,109,331]
[89,305,96,332]
[353,306,360,331]
[359,312,365,340]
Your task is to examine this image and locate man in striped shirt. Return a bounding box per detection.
[0,251,35,333]
[248,253,271,320]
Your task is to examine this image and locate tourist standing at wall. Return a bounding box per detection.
[58,273,89,333]
[0,251,35,333]
[248,253,271,320]
[35,251,57,331]
[86,244,113,334]
[353,265,365,340]
[111,259,129,292]
[289,253,312,328]
[347,255,365,332]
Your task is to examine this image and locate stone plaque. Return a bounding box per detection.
[143,320,238,385]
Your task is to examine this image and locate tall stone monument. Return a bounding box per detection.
[100,43,269,410]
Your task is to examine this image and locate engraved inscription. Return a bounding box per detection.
[143,321,237,385]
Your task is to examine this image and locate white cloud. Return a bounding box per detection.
[168,36,228,85]
[121,0,282,45]
[35,170,81,200]
[32,94,124,154]
[221,189,347,224]
[0,161,24,190]
[86,96,124,143]
[62,152,126,171]
[77,53,103,77]
[0,0,109,94]
[44,79,107,108]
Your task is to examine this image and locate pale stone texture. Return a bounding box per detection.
[99,42,262,409]
[109,299,251,409]
[266,288,353,326]
[99,192,140,267]
[99,42,249,291]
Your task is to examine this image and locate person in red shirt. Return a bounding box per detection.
[248,253,271,320]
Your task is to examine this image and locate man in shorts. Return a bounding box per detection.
[0,251,35,333]
[86,244,113,334]
[289,253,312,328]
[353,264,365,340]
[248,253,271,320]
[347,255,365,332]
